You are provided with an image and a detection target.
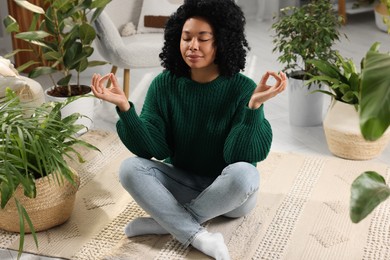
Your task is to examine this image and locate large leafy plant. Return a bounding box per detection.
[348,2,390,223]
[307,41,390,223]
[271,0,344,83]
[348,44,390,223]
[0,89,99,257]
[3,0,110,96]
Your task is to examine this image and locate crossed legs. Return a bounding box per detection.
[119,157,259,259]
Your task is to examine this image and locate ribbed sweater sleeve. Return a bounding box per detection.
[223,104,272,163]
[115,76,171,160]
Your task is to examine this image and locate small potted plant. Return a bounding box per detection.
[271,0,344,126]
[3,0,109,130]
[0,88,99,258]
[306,42,390,160]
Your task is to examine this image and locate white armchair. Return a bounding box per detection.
[94,0,180,99]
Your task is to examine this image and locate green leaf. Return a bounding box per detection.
[360,43,390,141]
[63,42,83,68]
[76,58,88,72]
[21,201,38,247]
[28,66,57,78]
[16,60,40,73]
[3,15,20,33]
[43,51,62,61]
[0,181,12,209]
[350,171,390,223]
[88,60,107,67]
[57,74,72,86]
[79,23,96,45]
[309,89,337,99]
[14,0,45,14]
[15,198,26,259]
[341,91,356,103]
[3,49,32,59]
[15,31,51,41]
[28,13,41,31]
[91,0,111,9]
[307,58,340,79]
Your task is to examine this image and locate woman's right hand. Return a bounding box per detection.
[91,73,130,112]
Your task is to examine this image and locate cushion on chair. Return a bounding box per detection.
[104,0,143,30]
[137,0,183,33]
[119,34,164,67]
[93,1,168,70]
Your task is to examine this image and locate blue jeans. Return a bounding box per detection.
[119,157,259,247]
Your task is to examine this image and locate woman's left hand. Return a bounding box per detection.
[248,71,287,110]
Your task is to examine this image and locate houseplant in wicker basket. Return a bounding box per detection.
[0,89,99,258]
[306,42,390,160]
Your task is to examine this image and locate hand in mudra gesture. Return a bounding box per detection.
[248,71,287,110]
[91,73,130,111]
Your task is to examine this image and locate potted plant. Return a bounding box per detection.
[0,88,99,258]
[374,0,390,32]
[306,42,390,160]
[271,0,344,126]
[2,0,110,130]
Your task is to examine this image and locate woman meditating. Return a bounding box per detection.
[91,0,287,259]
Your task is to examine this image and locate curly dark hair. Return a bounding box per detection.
[159,0,250,78]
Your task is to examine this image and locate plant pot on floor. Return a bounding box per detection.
[288,75,324,127]
[375,2,389,32]
[0,169,80,233]
[45,85,96,134]
[323,99,390,160]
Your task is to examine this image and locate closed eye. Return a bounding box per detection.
[182,38,212,42]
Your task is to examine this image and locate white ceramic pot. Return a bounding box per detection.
[45,86,96,134]
[375,3,389,32]
[323,99,390,160]
[288,76,324,127]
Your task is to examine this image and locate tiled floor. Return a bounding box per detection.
[1,10,390,260]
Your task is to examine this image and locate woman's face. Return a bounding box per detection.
[180,16,217,71]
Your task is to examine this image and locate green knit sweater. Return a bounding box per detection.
[116,71,272,177]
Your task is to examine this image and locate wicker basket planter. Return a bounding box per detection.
[0,169,80,233]
[323,100,390,160]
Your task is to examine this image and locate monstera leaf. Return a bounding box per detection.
[360,43,390,141]
[350,171,390,223]
[350,43,390,224]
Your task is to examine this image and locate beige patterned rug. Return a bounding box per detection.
[1,130,389,260]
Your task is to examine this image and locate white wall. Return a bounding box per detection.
[237,0,342,20]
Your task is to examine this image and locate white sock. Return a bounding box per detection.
[191,230,230,260]
[124,217,169,237]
